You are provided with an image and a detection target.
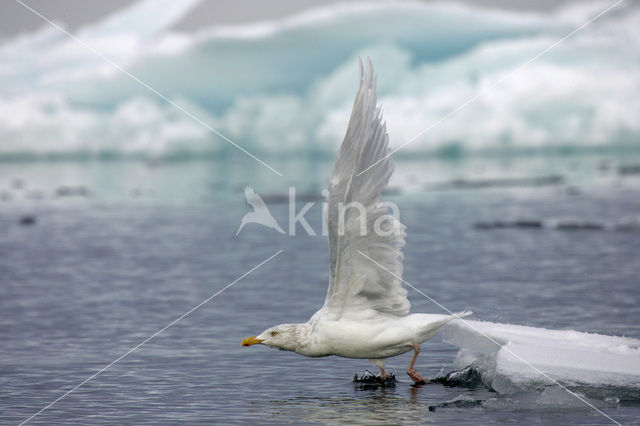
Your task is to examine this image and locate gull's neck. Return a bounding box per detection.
[290,322,328,357]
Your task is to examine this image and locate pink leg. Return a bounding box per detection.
[406,343,427,384]
[379,366,387,381]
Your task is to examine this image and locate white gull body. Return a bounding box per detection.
[242,59,470,383]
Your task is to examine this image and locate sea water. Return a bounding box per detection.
[1,155,639,424]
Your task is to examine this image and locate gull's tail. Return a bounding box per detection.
[414,311,474,343]
[451,310,473,319]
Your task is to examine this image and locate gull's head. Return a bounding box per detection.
[242,324,303,352]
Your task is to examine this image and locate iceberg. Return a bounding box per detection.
[442,319,640,399]
[0,1,639,159]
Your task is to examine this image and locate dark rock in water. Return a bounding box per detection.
[474,221,507,229]
[55,186,90,198]
[353,371,395,389]
[432,366,489,389]
[618,164,640,176]
[474,220,543,230]
[614,219,640,231]
[477,219,618,232]
[433,175,564,190]
[555,222,604,231]
[19,215,36,225]
[428,397,485,411]
[514,220,543,228]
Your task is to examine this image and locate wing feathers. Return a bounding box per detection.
[323,59,410,320]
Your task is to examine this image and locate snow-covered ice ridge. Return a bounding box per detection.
[443,320,640,396]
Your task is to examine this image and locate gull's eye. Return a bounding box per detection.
[270,331,279,337]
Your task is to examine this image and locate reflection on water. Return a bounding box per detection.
[259,387,425,424]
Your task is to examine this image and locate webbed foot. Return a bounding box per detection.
[407,368,427,385]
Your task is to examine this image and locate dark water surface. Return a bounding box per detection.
[1,160,640,424]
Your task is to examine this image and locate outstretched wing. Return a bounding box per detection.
[244,186,267,211]
[322,58,409,321]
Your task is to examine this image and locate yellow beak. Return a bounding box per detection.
[242,336,264,346]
